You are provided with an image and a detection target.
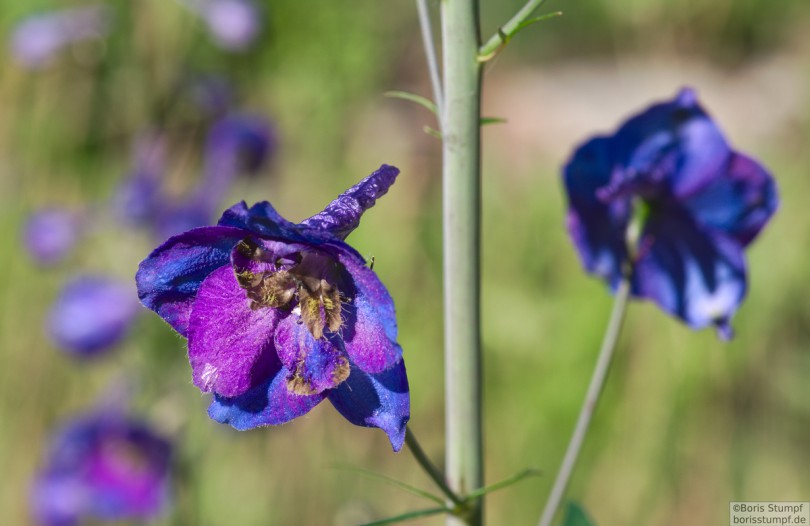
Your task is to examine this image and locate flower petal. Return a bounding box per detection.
[609,88,731,198]
[274,317,350,395]
[300,164,400,240]
[633,208,747,338]
[188,265,281,398]
[136,225,247,336]
[208,366,326,430]
[47,276,140,356]
[328,358,410,452]
[336,251,403,373]
[684,152,778,247]
[217,201,303,240]
[563,137,631,289]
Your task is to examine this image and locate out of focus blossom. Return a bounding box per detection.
[31,410,172,526]
[113,134,166,226]
[181,0,261,51]
[24,209,83,266]
[205,114,275,176]
[47,276,140,356]
[10,5,111,70]
[563,88,778,338]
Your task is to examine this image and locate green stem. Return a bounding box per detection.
[440,1,483,525]
[405,427,464,506]
[415,0,444,125]
[537,279,631,526]
[478,0,547,60]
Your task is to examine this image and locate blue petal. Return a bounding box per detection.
[563,137,630,289]
[328,359,410,452]
[136,226,247,336]
[217,201,305,241]
[684,152,778,247]
[300,164,400,240]
[608,88,731,199]
[208,365,326,430]
[633,208,746,338]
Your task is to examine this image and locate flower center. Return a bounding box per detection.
[234,239,344,340]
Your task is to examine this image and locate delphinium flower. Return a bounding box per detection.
[136,165,410,450]
[47,276,140,357]
[563,88,778,338]
[23,209,84,266]
[10,5,111,70]
[31,410,172,526]
[112,133,167,227]
[178,0,261,52]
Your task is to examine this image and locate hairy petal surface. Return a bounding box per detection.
[337,251,403,373]
[136,226,247,336]
[300,164,400,240]
[274,317,350,395]
[684,152,778,247]
[633,209,746,338]
[188,266,280,398]
[208,366,325,430]
[328,358,410,452]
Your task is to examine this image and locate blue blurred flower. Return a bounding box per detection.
[24,209,83,266]
[181,0,261,52]
[31,410,172,526]
[10,5,111,70]
[136,165,410,451]
[113,134,166,227]
[564,88,778,338]
[48,276,140,356]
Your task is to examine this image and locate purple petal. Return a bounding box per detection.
[136,226,247,336]
[328,358,410,452]
[337,251,403,373]
[23,209,83,266]
[274,317,349,394]
[300,164,400,241]
[633,209,747,338]
[684,152,778,247]
[208,366,325,430]
[563,137,631,289]
[188,265,280,398]
[47,276,139,356]
[217,201,303,240]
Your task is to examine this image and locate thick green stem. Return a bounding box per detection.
[537,279,631,526]
[440,1,483,525]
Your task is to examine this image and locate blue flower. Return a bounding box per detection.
[136,165,409,451]
[31,410,172,526]
[564,88,777,338]
[23,209,84,266]
[48,276,140,356]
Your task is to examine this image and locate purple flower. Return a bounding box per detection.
[48,276,140,356]
[181,0,261,52]
[564,88,778,338]
[136,165,409,450]
[10,5,111,70]
[24,209,83,266]
[31,411,172,526]
[112,134,166,227]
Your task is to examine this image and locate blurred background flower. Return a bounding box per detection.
[23,209,84,266]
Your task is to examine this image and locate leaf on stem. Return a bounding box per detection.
[463,468,541,500]
[562,502,597,526]
[332,466,445,506]
[513,11,564,34]
[481,117,508,126]
[385,91,438,115]
[359,507,449,526]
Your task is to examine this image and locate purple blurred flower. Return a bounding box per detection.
[24,209,83,266]
[31,411,172,526]
[48,276,140,356]
[136,165,409,450]
[181,0,261,52]
[113,134,166,227]
[10,5,111,70]
[564,88,778,338]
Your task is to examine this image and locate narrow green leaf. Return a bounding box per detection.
[464,468,540,501]
[384,91,438,115]
[514,11,564,34]
[359,507,449,526]
[333,466,445,506]
[480,117,507,126]
[423,125,442,139]
[562,502,596,526]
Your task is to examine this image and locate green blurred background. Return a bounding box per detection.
[1,0,808,524]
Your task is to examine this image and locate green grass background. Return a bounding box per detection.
[0,0,808,524]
